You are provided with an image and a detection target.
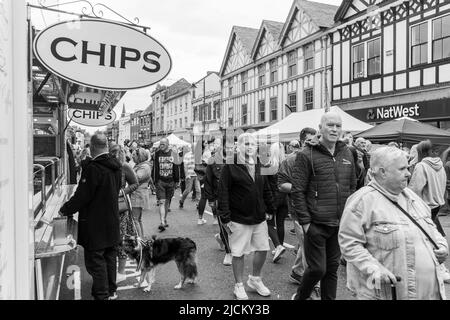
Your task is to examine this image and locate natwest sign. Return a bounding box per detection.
[33,19,172,91]
[366,104,420,121]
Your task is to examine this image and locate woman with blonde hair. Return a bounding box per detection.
[109,143,139,283]
[263,142,289,263]
[130,148,152,237]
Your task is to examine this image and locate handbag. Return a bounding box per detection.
[118,189,132,214]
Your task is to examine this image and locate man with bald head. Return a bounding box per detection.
[339,147,448,299]
[152,137,179,231]
[60,131,122,300]
[291,112,357,300]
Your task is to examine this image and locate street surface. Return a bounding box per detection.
[60,190,450,300]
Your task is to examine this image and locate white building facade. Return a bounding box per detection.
[220,0,338,131]
[192,72,224,138]
[163,80,193,142]
[331,0,450,129]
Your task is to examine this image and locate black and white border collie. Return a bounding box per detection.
[122,235,198,293]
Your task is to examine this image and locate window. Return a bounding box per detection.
[241,71,248,93]
[304,44,314,72]
[185,102,188,111]
[214,101,221,119]
[304,89,313,110]
[367,38,381,76]
[185,117,188,127]
[433,15,450,61]
[288,93,297,112]
[194,106,198,121]
[228,106,233,126]
[270,59,278,83]
[241,104,248,125]
[270,97,277,121]
[192,90,196,99]
[411,22,428,66]
[258,64,266,87]
[175,119,177,127]
[207,103,211,120]
[258,100,265,122]
[288,50,297,77]
[229,85,233,97]
[352,43,365,79]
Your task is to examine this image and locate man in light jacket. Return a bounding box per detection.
[339,146,448,300]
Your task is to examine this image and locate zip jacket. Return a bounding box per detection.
[291,140,357,226]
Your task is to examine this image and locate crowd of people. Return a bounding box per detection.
[60,110,450,300]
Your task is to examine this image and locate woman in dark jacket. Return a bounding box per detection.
[263,142,289,263]
[109,144,139,282]
[205,139,232,265]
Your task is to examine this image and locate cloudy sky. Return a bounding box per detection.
[30,0,342,131]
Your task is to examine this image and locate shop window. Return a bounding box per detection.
[259,100,265,122]
[270,59,278,83]
[411,22,428,66]
[288,50,297,77]
[288,93,297,112]
[367,38,381,76]
[352,43,365,79]
[304,89,314,110]
[207,103,212,120]
[304,44,314,72]
[433,15,450,61]
[214,101,221,119]
[258,64,266,87]
[270,97,278,121]
[229,85,233,97]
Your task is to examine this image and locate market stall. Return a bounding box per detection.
[355,117,450,146]
[254,106,373,142]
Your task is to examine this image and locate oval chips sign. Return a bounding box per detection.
[68,109,117,127]
[33,19,172,91]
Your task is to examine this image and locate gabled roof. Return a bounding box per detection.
[334,0,352,22]
[251,20,284,59]
[165,78,192,98]
[279,0,338,46]
[219,25,259,76]
[298,0,339,28]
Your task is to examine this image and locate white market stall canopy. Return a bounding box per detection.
[153,133,190,148]
[254,106,373,142]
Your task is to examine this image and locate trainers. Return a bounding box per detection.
[233,283,248,300]
[310,286,321,300]
[108,292,118,300]
[179,200,184,209]
[197,218,207,225]
[289,272,303,285]
[273,245,286,263]
[247,275,271,297]
[223,253,232,266]
[214,233,225,251]
[158,224,166,232]
[116,273,127,283]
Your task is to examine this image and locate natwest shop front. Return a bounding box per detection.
[344,97,450,130]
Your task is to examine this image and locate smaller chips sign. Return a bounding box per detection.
[68,109,116,127]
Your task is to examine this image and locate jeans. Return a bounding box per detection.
[295,224,340,300]
[292,220,307,276]
[267,204,288,247]
[181,176,201,203]
[84,246,117,300]
[198,186,207,218]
